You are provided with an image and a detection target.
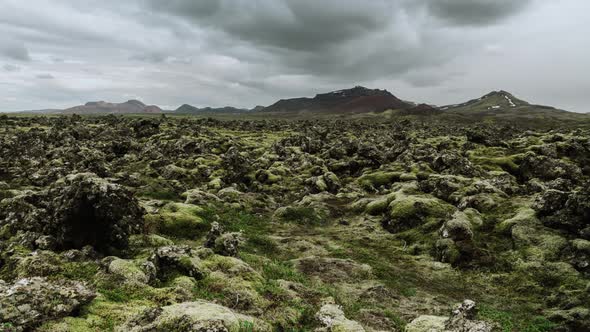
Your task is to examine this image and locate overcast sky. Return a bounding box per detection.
[1,0,588,112]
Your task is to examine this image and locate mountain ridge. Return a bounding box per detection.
[8,87,587,118]
[62,100,163,114]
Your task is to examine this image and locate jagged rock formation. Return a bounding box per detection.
[0,173,145,253]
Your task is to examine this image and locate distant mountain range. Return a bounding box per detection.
[62,100,162,114]
[174,104,251,114]
[11,86,586,119]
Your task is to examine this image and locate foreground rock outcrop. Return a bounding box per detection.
[118,300,268,332]
[0,277,95,331]
[406,300,494,332]
[0,173,145,253]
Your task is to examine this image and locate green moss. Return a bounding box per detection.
[400,172,418,181]
[358,171,402,190]
[365,195,394,215]
[208,177,223,189]
[138,177,179,200]
[468,148,522,173]
[53,261,99,282]
[129,234,174,249]
[386,194,455,232]
[151,203,209,239]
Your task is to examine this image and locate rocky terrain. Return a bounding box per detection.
[0,113,589,331]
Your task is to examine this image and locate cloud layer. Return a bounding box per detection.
[0,0,589,112]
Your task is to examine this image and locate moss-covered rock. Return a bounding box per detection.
[119,300,270,331]
[358,171,402,190]
[383,194,455,233]
[107,258,150,285]
[405,315,447,332]
[316,302,366,332]
[148,203,208,239]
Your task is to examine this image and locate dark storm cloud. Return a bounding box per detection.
[0,0,587,113]
[147,0,393,51]
[143,0,533,83]
[426,0,532,26]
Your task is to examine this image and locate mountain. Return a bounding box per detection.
[260,86,414,114]
[62,100,163,114]
[441,90,574,116]
[174,104,250,114]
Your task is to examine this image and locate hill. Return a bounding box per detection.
[174,104,250,114]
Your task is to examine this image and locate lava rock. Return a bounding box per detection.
[0,277,95,331]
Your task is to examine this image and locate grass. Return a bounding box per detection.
[99,288,130,303]
[478,305,556,332]
[52,261,99,281]
[191,276,227,301]
[262,260,307,283]
[383,310,407,330]
[198,206,270,234]
[278,206,327,226]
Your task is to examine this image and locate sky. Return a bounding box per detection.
[0,0,589,112]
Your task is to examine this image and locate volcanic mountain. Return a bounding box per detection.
[62,100,163,114]
[260,86,414,114]
[440,90,580,117]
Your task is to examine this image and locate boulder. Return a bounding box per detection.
[445,300,493,332]
[118,300,268,332]
[406,300,493,332]
[0,277,95,331]
[204,222,243,257]
[212,232,244,258]
[149,245,206,282]
[182,189,221,205]
[383,195,455,233]
[316,302,366,332]
[106,258,150,285]
[0,173,145,253]
[533,184,590,238]
[406,315,447,332]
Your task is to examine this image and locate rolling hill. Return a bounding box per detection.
[174,104,250,114]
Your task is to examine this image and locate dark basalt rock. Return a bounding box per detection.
[534,184,590,239]
[0,277,95,331]
[0,173,145,253]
